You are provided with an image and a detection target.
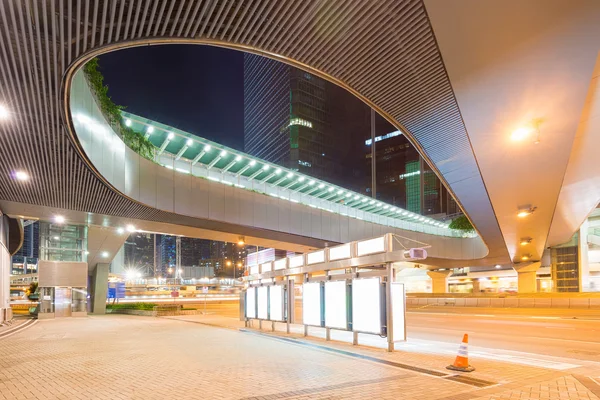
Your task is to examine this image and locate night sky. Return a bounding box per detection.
[98,44,245,150]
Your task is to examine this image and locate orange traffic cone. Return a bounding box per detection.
[446,334,475,372]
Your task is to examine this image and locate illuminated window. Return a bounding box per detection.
[287,117,313,129]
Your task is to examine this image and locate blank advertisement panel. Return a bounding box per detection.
[302,282,322,326]
[269,285,284,321]
[324,280,347,330]
[352,278,381,334]
[257,286,268,320]
[391,283,406,341]
[246,287,256,319]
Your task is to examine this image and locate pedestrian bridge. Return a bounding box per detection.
[69,69,492,268]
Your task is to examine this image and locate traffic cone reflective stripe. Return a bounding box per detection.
[446,333,475,372]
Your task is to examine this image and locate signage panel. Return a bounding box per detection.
[324,280,347,330]
[329,243,351,261]
[257,286,268,319]
[246,287,256,319]
[391,283,406,342]
[302,282,322,326]
[352,278,381,334]
[357,236,386,256]
[249,265,259,275]
[261,262,272,273]
[269,285,284,321]
[307,250,325,265]
[273,258,287,271]
[289,254,304,268]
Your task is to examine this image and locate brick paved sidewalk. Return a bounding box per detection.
[0,315,598,400]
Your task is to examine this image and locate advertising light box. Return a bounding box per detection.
[249,265,259,275]
[324,280,347,330]
[357,236,386,256]
[329,243,351,261]
[246,287,256,319]
[302,282,322,326]
[391,283,406,341]
[307,250,325,265]
[351,278,381,334]
[274,258,287,271]
[257,286,268,320]
[269,285,284,321]
[261,262,272,273]
[289,254,304,268]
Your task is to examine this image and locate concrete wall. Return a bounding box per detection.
[70,70,490,265]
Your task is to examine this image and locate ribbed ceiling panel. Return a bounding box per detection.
[0,0,506,260]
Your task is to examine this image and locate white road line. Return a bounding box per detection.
[531,316,561,319]
[525,336,600,344]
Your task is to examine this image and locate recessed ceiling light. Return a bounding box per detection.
[125,119,132,127]
[167,132,175,140]
[511,127,532,141]
[204,144,211,151]
[186,138,193,146]
[220,150,227,157]
[101,251,109,258]
[520,237,532,246]
[0,104,10,120]
[147,126,154,133]
[117,227,125,234]
[54,215,65,224]
[14,170,29,181]
[235,155,242,161]
[495,265,501,269]
[126,224,136,232]
[517,206,536,218]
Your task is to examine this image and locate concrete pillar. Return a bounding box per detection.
[427,270,452,293]
[578,219,590,292]
[90,263,109,314]
[472,279,481,294]
[513,262,541,293]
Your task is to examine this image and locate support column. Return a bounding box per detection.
[513,262,541,293]
[90,263,109,314]
[472,279,481,294]
[427,270,452,293]
[578,219,590,292]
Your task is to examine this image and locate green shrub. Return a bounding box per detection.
[448,215,475,232]
[83,58,155,160]
[106,302,157,311]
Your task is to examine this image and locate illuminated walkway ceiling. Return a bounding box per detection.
[0,0,598,266]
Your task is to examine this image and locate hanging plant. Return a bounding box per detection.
[448,215,475,232]
[83,58,156,161]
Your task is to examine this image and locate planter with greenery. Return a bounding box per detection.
[448,215,475,232]
[83,58,156,160]
[27,282,39,301]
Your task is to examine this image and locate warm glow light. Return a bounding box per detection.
[14,170,29,181]
[521,255,529,261]
[101,251,109,258]
[511,127,532,141]
[226,261,232,266]
[54,215,65,224]
[520,238,532,246]
[126,224,136,232]
[517,206,536,218]
[0,104,10,119]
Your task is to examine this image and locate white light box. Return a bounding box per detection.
[261,262,272,273]
[289,254,304,268]
[257,286,268,320]
[246,287,256,319]
[302,282,322,326]
[352,278,381,334]
[357,236,386,256]
[307,250,325,265]
[274,258,287,270]
[329,243,351,261]
[249,265,259,275]
[325,280,347,330]
[269,285,284,321]
[391,282,406,342]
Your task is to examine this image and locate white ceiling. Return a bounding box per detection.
[425,0,600,261]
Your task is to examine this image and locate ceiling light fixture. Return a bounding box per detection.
[495,264,502,269]
[126,224,136,232]
[186,138,193,146]
[520,237,532,246]
[0,104,10,120]
[521,254,531,261]
[14,170,29,181]
[517,205,537,218]
[167,132,174,140]
[117,227,125,234]
[237,237,245,246]
[54,215,65,224]
[125,119,132,127]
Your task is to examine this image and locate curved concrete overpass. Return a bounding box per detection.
[69,69,490,267]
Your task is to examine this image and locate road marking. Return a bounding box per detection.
[526,336,600,344]
[544,327,575,330]
[531,316,561,319]
[472,314,495,317]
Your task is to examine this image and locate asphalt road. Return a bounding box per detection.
[178,301,600,362]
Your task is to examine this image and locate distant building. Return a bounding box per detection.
[180,237,211,266]
[365,131,458,216]
[124,232,154,273]
[11,220,39,274]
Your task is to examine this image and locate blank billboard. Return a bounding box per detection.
[269,285,284,321]
[246,287,256,319]
[352,278,381,334]
[325,280,347,330]
[257,286,268,320]
[302,282,322,326]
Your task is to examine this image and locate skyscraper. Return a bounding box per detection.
[244,54,335,181]
[124,232,154,274]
